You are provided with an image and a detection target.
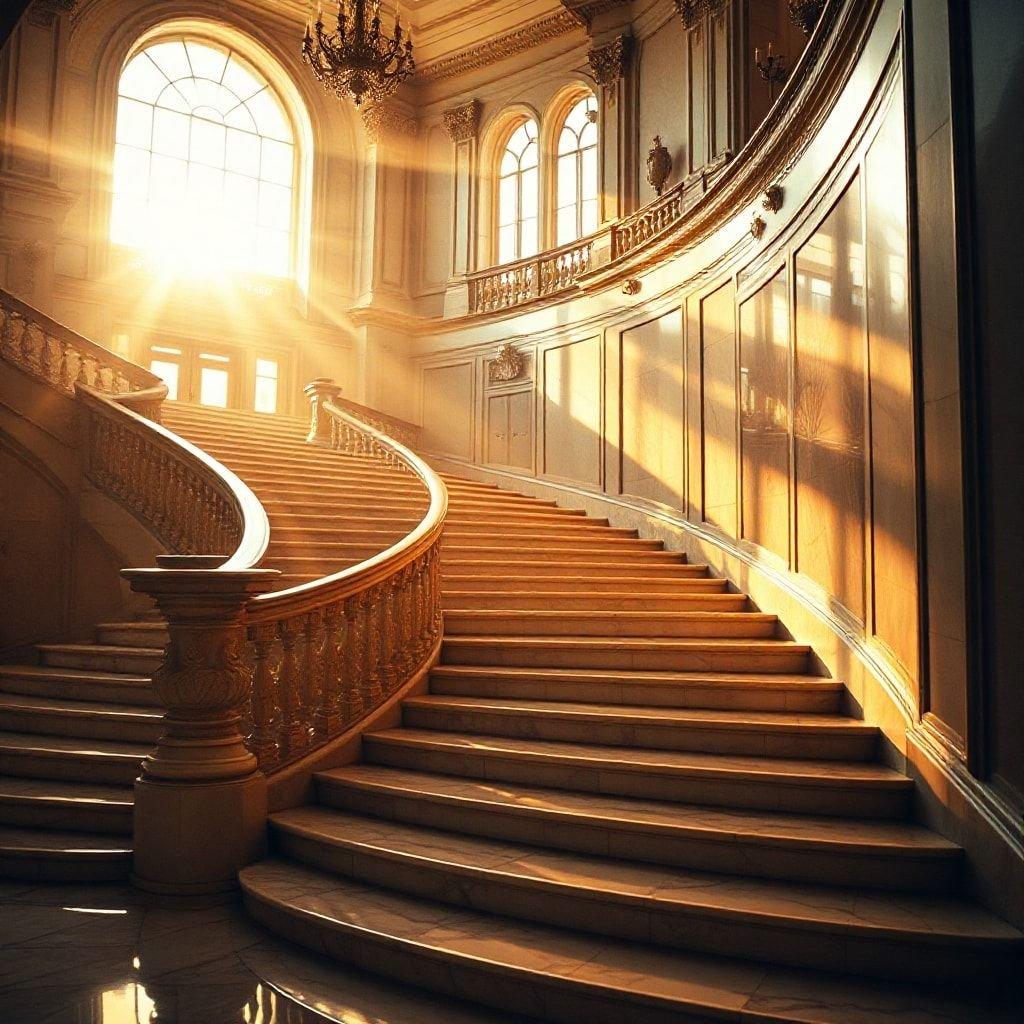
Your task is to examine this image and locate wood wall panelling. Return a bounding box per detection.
[422,362,475,459]
[542,336,602,488]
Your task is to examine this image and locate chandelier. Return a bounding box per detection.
[302,1,414,107]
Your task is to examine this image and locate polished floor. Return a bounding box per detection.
[0,882,524,1024]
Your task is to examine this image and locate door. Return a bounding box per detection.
[486,389,533,470]
[147,343,240,408]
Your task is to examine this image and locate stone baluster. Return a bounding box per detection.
[120,558,280,897]
[305,377,343,446]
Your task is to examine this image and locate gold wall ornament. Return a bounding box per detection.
[622,278,642,296]
[646,136,672,197]
[302,0,415,108]
[755,42,788,101]
[360,102,418,143]
[442,100,481,143]
[489,343,526,383]
[588,34,632,88]
[674,0,729,30]
[762,184,784,213]
[788,0,826,35]
[750,214,767,240]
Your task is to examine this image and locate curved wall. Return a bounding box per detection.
[411,0,1024,925]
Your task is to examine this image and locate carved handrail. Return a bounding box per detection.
[0,286,162,408]
[240,388,448,772]
[332,395,422,448]
[468,235,595,314]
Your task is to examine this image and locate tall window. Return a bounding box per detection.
[555,95,599,246]
[111,38,295,277]
[497,119,539,265]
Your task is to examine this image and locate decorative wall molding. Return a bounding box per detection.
[442,99,481,143]
[27,0,76,29]
[587,33,632,87]
[416,11,582,84]
[560,0,630,31]
[361,103,419,143]
[488,343,525,384]
[673,0,730,31]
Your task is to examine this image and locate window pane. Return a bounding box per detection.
[145,41,191,82]
[149,360,180,401]
[185,41,228,83]
[520,139,538,171]
[261,138,293,185]
[557,153,576,210]
[258,181,291,229]
[556,205,576,246]
[245,88,290,141]
[582,198,599,235]
[499,150,518,176]
[187,163,223,207]
[558,126,576,155]
[498,224,516,264]
[116,98,153,149]
[119,54,167,102]
[580,121,598,148]
[199,366,229,407]
[256,357,278,378]
[498,175,517,227]
[581,146,598,201]
[152,108,189,157]
[521,167,538,218]
[113,144,150,199]
[224,172,258,222]
[226,128,260,175]
[520,216,538,258]
[221,57,263,101]
[256,227,289,276]
[190,116,225,166]
[150,154,187,203]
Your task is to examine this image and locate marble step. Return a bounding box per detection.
[440,636,812,673]
[0,825,131,881]
[0,693,163,743]
[443,609,778,639]
[235,467,511,496]
[37,643,164,675]
[362,728,906,817]
[440,591,748,613]
[270,535,666,555]
[442,523,638,538]
[442,560,704,579]
[427,665,844,713]
[401,696,875,760]
[267,807,1023,985]
[94,621,169,649]
[260,496,430,513]
[442,535,667,552]
[242,860,1017,1024]
[266,537,409,559]
[316,766,961,891]
[443,574,723,593]
[0,665,158,706]
[440,546,683,563]
[0,730,148,785]
[0,776,133,834]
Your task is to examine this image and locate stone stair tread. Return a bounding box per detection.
[0,664,150,685]
[0,825,131,854]
[0,776,133,806]
[0,729,150,758]
[0,692,160,722]
[402,695,869,732]
[429,666,840,689]
[241,860,1018,1024]
[37,642,164,657]
[317,765,959,856]
[269,806,1020,945]
[445,636,809,653]
[365,728,904,786]
[445,609,774,622]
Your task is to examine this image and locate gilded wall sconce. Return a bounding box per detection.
[762,185,784,213]
[755,42,788,101]
[646,136,672,197]
[750,214,767,240]
[622,279,642,296]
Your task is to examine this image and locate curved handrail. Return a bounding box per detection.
[250,401,447,615]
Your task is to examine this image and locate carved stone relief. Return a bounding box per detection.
[442,100,481,144]
[588,34,632,87]
[488,343,526,384]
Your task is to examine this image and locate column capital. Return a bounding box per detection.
[442,99,481,143]
[588,33,632,88]
[361,102,419,144]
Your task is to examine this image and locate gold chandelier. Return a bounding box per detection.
[302,1,414,107]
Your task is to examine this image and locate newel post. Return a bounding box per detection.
[305,377,343,446]
[121,557,280,898]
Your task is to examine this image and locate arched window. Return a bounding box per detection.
[111,38,295,278]
[496,119,539,265]
[555,94,598,246]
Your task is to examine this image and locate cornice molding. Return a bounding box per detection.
[587,33,632,87]
[442,99,481,143]
[415,10,583,85]
[27,0,76,28]
[559,0,629,30]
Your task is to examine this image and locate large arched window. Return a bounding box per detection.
[496,119,539,265]
[111,38,295,278]
[555,94,598,246]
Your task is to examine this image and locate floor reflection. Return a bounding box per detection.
[0,883,519,1024]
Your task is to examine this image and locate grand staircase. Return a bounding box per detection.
[0,402,1019,1020]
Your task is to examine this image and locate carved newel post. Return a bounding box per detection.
[305,377,343,446]
[121,556,280,897]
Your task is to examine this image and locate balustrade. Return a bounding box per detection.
[468,237,593,314]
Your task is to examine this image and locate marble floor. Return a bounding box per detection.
[0,881,525,1024]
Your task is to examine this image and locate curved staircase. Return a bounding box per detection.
[0,402,1019,1021]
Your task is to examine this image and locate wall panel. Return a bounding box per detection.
[794,179,866,621]
[543,336,602,487]
[422,362,474,459]
[621,311,685,509]
[740,267,790,561]
[701,281,738,536]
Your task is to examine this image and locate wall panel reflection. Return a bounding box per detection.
[795,179,867,622]
[701,281,738,536]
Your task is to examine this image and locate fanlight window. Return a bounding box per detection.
[555,95,599,246]
[497,119,539,265]
[111,39,295,277]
